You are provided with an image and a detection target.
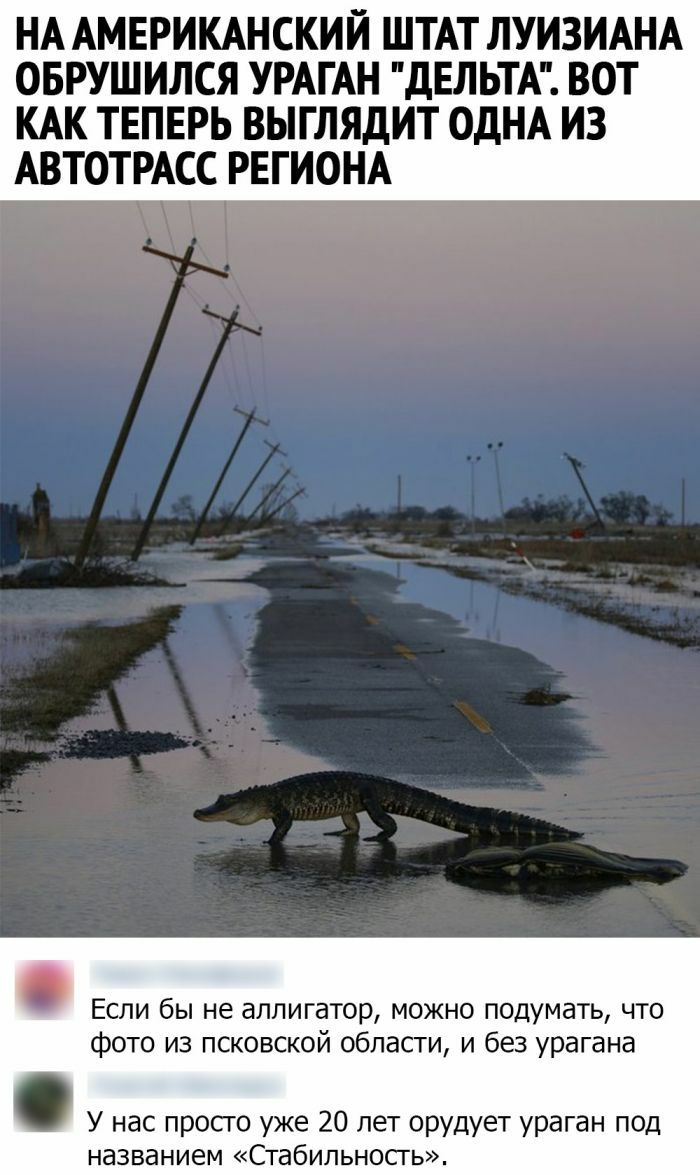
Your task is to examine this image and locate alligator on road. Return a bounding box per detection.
[193,771,580,846]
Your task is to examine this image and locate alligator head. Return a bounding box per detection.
[193,791,267,825]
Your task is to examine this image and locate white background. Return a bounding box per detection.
[0,0,699,199]
[2,938,699,1172]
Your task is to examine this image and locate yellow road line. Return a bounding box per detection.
[394,643,416,661]
[453,700,492,733]
[365,614,380,625]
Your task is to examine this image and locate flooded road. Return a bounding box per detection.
[1,535,698,937]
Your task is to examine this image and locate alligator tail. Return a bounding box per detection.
[380,779,580,841]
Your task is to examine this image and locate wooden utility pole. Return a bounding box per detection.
[563,451,606,532]
[130,307,262,560]
[245,467,292,528]
[681,477,686,527]
[397,474,402,521]
[215,440,286,536]
[262,486,306,524]
[74,242,228,569]
[189,407,269,545]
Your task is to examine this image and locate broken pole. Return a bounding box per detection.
[563,451,606,532]
[130,307,263,560]
[75,241,228,568]
[189,407,270,545]
[215,440,286,537]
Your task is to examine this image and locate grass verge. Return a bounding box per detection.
[1,605,181,784]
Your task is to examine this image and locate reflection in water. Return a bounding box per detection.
[2,550,698,938]
[485,587,502,643]
[213,603,245,666]
[161,637,212,760]
[105,685,143,776]
[446,871,637,902]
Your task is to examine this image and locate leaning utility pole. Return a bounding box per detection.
[215,440,286,536]
[130,306,262,560]
[74,241,229,569]
[245,467,292,528]
[563,452,606,532]
[189,406,269,545]
[263,486,306,524]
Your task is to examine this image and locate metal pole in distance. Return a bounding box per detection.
[131,306,249,561]
[487,442,505,535]
[397,474,402,524]
[562,452,606,532]
[215,440,286,537]
[681,477,686,527]
[467,454,480,538]
[245,467,292,528]
[189,407,269,545]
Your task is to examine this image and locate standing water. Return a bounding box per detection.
[1,543,698,937]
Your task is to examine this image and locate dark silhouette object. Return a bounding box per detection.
[31,483,50,527]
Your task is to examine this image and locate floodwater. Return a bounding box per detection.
[1,541,698,937]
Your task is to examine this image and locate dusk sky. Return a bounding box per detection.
[1,201,698,522]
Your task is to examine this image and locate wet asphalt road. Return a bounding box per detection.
[248,535,591,795]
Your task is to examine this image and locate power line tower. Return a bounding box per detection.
[74,241,229,569]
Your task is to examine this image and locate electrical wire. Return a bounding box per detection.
[136,201,153,241]
[160,202,177,252]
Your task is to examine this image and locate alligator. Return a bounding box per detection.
[193,770,581,846]
[445,842,688,885]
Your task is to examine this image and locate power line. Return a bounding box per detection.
[160,202,177,253]
[260,332,270,419]
[135,201,153,242]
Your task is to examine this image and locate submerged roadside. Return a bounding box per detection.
[361,533,700,649]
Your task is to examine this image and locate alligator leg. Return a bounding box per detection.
[359,784,398,841]
[324,812,361,837]
[268,807,293,846]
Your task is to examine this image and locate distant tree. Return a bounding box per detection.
[651,502,673,527]
[170,494,196,521]
[401,505,428,520]
[214,501,235,520]
[342,504,376,523]
[600,490,637,525]
[631,495,651,526]
[504,503,531,521]
[432,505,461,521]
[507,494,584,524]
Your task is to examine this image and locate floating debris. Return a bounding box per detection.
[519,684,572,706]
